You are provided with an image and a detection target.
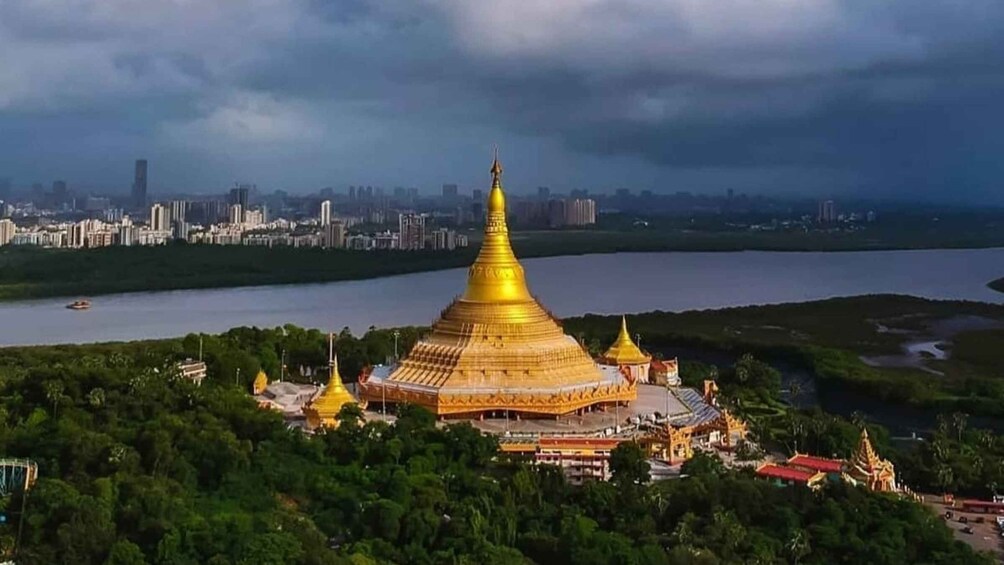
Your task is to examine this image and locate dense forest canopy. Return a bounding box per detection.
[0,325,992,564]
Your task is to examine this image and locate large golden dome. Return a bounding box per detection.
[359,152,636,417]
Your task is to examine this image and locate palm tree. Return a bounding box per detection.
[44,380,64,417]
[788,381,803,406]
[980,430,996,450]
[850,411,866,429]
[952,412,968,442]
[87,388,106,408]
[786,529,811,565]
[936,414,950,438]
[936,464,954,494]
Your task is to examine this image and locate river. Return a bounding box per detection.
[1,248,1002,346]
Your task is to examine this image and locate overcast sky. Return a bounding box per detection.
[1,1,1003,201]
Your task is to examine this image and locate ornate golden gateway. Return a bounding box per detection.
[359,151,637,418]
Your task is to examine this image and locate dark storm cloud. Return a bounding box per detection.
[1,0,1003,201]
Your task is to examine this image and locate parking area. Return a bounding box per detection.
[924,498,1004,561]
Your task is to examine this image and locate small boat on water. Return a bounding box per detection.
[66,299,92,310]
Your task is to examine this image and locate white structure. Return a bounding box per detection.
[0,219,14,246]
[320,200,332,226]
[150,203,170,232]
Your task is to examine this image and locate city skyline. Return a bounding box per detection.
[1,2,1004,203]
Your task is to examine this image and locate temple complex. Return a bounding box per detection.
[846,428,897,492]
[304,334,362,430]
[359,153,636,418]
[756,428,899,493]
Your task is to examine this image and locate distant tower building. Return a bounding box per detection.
[471,189,485,221]
[442,183,458,200]
[547,199,566,228]
[0,218,14,246]
[169,200,187,224]
[150,203,170,232]
[324,220,346,249]
[132,159,148,209]
[229,204,243,225]
[229,185,250,211]
[349,186,357,200]
[565,198,597,226]
[52,180,68,206]
[320,200,332,226]
[537,186,550,200]
[818,200,837,223]
[398,212,426,250]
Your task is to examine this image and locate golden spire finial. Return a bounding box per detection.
[463,148,532,302]
[324,332,347,392]
[490,145,502,189]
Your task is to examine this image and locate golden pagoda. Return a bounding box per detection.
[359,151,636,417]
[304,334,362,430]
[600,316,652,383]
[846,428,897,492]
[252,369,269,395]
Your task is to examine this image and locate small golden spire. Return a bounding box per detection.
[854,428,880,467]
[304,332,357,429]
[603,316,651,365]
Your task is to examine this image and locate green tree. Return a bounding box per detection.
[609,441,650,486]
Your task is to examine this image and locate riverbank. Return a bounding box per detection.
[4,225,1004,301]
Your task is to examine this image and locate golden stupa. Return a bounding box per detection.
[602,316,651,365]
[252,369,269,395]
[304,335,361,429]
[359,151,637,417]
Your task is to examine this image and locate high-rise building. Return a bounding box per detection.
[229,204,243,225]
[150,203,170,232]
[398,212,426,250]
[537,186,550,200]
[0,218,15,246]
[547,198,596,227]
[320,200,332,226]
[52,180,68,206]
[132,160,148,209]
[818,200,837,223]
[169,200,187,224]
[442,183,458,200]
[324,220,346,249]
[229,185,250,211]
[569,198,596,226]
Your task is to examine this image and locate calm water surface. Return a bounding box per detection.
[1,248,1002,346]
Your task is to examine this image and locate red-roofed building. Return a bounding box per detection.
[650,358,680,386]
[960,500,1004,514]
[788,454,845,474]
[755,464,826,490]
